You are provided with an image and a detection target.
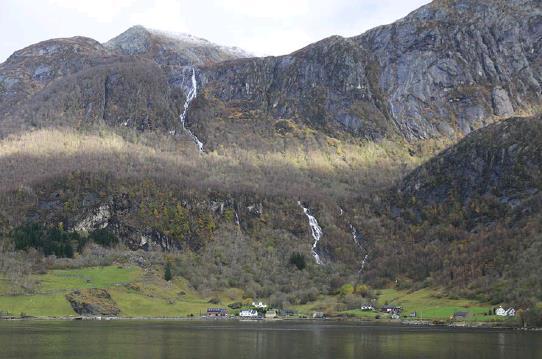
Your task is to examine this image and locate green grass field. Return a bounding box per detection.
[371,288,505,322]
[0,267,518,322]
[38,266,139,293]
[290,288,511,322]
[0,266,243,318]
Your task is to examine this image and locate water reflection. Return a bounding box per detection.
[0,321,540,359]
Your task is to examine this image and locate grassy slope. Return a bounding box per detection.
[293,288,511,322]
[343,288,506,322]
[0,265,525,322]
[0,266,241,318]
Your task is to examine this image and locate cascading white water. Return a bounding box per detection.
[360,254,368,273]
[350,224,368,274]
[179,68,204,152]
[298,201,323,265]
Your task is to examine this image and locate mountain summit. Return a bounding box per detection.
[105,25,251,66]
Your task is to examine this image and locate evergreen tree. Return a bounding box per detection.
[164,262,173,281]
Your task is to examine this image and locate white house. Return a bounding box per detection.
[496,306,516,317]
[361,305,375,311]
[240,309,259,318]
[252,301,268,309]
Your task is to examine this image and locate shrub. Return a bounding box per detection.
[354,284,369,297]
[289,252,306,270]
[228,302,242,309]
[339,283,354,296]
[164,262,173,281]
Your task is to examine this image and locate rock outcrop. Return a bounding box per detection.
[65,289,120,316]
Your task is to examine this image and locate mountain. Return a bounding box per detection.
[0,0,541,307]
[0,26,249,136]
[198,0,542,142]
[2,0,541,141]
[365,115,542,303]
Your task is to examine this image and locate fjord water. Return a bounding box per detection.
[0,321,540,359]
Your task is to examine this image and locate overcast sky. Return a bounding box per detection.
[0,0,430,62]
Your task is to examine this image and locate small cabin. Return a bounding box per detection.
[496,306,516,317]
[361,305,375,311]
[240,309,259,318]
[312,312,325,319]
[381,305,402,314]
[280,309,296,317]
[207,308,227,317]
[265,309,278,319]
[453,311,469,320]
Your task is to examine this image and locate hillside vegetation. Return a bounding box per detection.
[1,0,542,320]
[364,116,542,305]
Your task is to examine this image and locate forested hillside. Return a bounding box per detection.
[0,0,541,314]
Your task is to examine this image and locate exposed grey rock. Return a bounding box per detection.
[1,0,541,141]
[492,87,514,116]
[195,0,542,141]
[73,204,111,233]
[247,203,263,217]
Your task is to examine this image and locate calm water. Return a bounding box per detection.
[0,320,540,359]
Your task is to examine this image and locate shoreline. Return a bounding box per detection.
[1,315,538,331]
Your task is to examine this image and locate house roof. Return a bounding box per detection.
[207,308,226,312]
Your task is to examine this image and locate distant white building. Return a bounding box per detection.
[252,301,267,309]
[240,309,259,318]
[496,306,516,317]
[265,309,278,319]
[312,312,325,319]
[361,305,375,311]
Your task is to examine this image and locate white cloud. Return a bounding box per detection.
[129,0,187,32]
[213,0,310,18]
[47,0,137,23]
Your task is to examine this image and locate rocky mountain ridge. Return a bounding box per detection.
[1,0,540,142]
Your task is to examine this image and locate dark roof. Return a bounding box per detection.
[454,311,468,317]
[207,308,226,312]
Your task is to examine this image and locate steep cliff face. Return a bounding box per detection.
[201,36,392,140]
[199,0,542,141]
[1,1,541,141]
[357,0,542,139]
